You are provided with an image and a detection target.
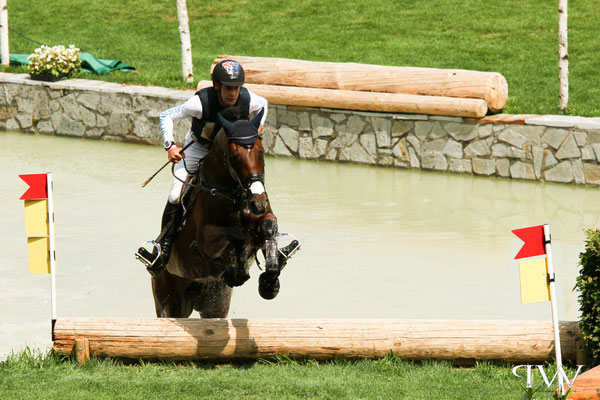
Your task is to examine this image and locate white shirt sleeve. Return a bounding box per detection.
[248,91,268,126]
[159,95,204,144]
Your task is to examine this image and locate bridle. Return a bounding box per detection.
[221,134,264,208]
[185,132,267,262]
[176,132,264,209]
[178,105,267,214]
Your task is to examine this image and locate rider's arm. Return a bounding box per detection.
[159,96,204,161]
[248,91,268,133]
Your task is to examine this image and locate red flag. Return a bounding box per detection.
[512,225,546,259]
[19,174,48,200]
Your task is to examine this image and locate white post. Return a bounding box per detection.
[543,224,564,395]
[0,0,9,66]
[176,0,193,83]
[47,173,57,321]
[558,0,568,110]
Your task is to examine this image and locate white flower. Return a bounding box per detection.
[27,44,82,77]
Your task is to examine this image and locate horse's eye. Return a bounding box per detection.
[230,151,241,163]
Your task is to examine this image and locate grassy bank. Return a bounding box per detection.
[3,0,599,117]
[0,349,577,400]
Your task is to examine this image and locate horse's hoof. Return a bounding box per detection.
[258,272,280,300]
[223,267,250,287]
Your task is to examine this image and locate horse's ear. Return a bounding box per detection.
[217,113,235,135]
[250,108,264,130]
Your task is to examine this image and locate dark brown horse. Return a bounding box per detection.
[151,109,283,318]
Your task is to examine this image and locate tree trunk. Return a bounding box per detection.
[0,0,9,66]
[176,0,193,82]
[213,55,508,113]
[568,365,600,400]
[53,318,582,364]
[558,0,568,110]
[197,80,488,118]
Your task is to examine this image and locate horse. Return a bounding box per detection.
[150,109,285,318]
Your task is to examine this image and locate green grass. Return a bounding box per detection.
[0,349,579,399]
[3,1,600,116]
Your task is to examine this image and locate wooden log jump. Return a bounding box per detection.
[53,318,582,364]
[213,55,508,113]
[196,81,488,118]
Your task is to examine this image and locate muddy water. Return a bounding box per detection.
[1,131,598,358]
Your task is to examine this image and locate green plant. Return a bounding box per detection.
[522,385,542,400]
[27,44,82,76]
[554,386,574,400]
[575,228,600,365]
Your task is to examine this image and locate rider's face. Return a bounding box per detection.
[216,83,241,108]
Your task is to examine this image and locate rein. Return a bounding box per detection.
[173,134,263,208]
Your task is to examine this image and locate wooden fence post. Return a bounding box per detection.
[74,338,90,364]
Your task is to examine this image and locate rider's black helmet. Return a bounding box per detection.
[212,60,245,86]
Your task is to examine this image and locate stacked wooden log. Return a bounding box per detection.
[54,318,581,364]
[205,55,508,118]
[569,365,600,399]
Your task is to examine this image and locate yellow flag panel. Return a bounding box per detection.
[519,257,550,304]
[27,237,50,274]
[24,199,49,237]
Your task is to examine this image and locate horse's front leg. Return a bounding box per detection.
[261,216,279,272]
[222,226,251,287]
[258,215,281,300]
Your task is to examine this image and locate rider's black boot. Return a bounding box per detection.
[156,201,181,266]
[137,201,181,276]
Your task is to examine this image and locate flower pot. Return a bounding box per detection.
[29,73,70,82]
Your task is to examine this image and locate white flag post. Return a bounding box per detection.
[544,224,564,395]
[47,173,57,322]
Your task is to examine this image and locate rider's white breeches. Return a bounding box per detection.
[168,135,209,204]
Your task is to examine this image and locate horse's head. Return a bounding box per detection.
[217,109,269,218]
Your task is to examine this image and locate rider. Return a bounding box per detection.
[141,59,268,273]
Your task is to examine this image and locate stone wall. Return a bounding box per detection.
[3,72,600,185]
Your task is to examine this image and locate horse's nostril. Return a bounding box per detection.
[250,199,265,215]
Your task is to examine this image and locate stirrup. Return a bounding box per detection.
[135,240,164,276]
[277,233,301,269]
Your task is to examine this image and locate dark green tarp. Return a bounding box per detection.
[5,52,135,75]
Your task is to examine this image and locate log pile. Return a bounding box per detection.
[54,318,581,364]
[196,80,488,118]
[206,55,508,118]
[569,365,600,399]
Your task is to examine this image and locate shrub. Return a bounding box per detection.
[27,45,82,77]
[575,228,600,366]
